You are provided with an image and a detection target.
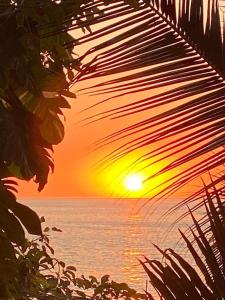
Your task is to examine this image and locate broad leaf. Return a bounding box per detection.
[11,203,42,236]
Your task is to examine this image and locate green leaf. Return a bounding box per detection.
[46,97,71,109]
[7,163,25,180]
[40,111,64,145]
[11,203,42,236]
[0,188,17,210]
[89,275,98,283]
[47,277,58,289]
[0,207,25,246]
[41,72,68,92]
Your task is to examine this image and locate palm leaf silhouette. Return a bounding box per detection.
[69,2,225,297]
[70,0,225,204]
[141,184,225,299]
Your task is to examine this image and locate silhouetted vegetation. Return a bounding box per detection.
[142,183,225,299]
[0,0,81,296]
[1,0,225,299]
[74,0,225,299]
[77,0,225,202]
[0,0,149,298]
[8,223,147,299]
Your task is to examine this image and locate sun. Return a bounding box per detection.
[125,174,143,192]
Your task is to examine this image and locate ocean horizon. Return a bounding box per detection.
[21,197,200,294]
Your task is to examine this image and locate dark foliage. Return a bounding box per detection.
[142,183,225,300]
[1,224,147,299]
[0,0,147,298]
[0,0,109,296]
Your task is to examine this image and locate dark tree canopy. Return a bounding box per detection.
[0,0,98,296]
[0,0,145,298]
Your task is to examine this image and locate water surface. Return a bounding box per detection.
[21,198,198,293]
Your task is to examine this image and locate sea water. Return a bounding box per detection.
[21,198,201,294]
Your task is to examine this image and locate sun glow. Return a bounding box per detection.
[89,151,173,197]
[125,174,143,192]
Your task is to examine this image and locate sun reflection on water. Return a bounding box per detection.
[121,211,148,285]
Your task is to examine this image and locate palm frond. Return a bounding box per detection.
[142,186,225,299]
[73,0,225,206]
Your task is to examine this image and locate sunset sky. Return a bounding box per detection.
[18,69,198,199]
[18,2,211,199]
[19,90,174,198]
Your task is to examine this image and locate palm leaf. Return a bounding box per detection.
[142,187,225,299]
[72,0,225,207]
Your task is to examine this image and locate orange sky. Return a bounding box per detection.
[19,91,174,198]
[18,76,201,199]
[18,3,211,199]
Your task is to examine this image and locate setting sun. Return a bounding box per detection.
[125,174,143,192]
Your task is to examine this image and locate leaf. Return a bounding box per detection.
[40,111,64,145]
[68,69,74,81]
[101,274,110,284]
[56,97,71,109]
[11,203,42,236]
[40,216,45,223]
[60,90,77,98]
[41,72,68,92]
[0,236,17,278]
[0,186,17,210]
[0,236,15,261]
[33,146,54,192]
[66,265,77,271]
[45,242,54,255]
[47,277,58,288]
[52,226,62,232]
[59,261,65,268]
[76,290,86,298]
[0,108,34,180]
[44,227,50,232]
[7,163,26,180]
[0,207,25,246]
[64,269,76,280]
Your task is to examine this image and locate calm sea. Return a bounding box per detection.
[21,198,200,294]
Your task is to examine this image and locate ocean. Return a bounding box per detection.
[21,198,200,294]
